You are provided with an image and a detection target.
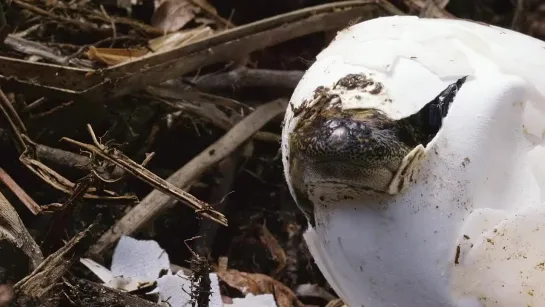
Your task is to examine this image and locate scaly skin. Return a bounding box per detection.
[287,74,466,226]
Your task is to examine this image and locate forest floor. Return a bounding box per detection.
[0,0,533,306]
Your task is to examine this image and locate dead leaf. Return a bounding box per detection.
[0,284,13,307]
[85,47,149,66]
[325,298,346,307]
[86,26,213,66]
[148,26,214,53]
[217,269,305,307]
[257,224,287,278]
[151,0,200,32]
[189,0,218,15]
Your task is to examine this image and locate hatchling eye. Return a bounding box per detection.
[328,126,349,148]
[325,119,342,129]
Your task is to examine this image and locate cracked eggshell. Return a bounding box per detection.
[282,16,545,307]
[80,235,171,292]
[80,258,115,284]
[79,258,150,292]
[110,235,171,281]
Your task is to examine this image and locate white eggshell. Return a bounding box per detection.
[282,16,545,307]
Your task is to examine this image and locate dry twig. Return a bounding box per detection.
[192,67,305,91]
[3,35,92,67]
[11,0,99,33]
[0,0,403,103]
[258,224,287,278]
[90,98,288,255]
[62,124,227,226]
[145,87,282,142]
[14,223,97,300]
[35,144,124,178]
[0,191,43,270]
[404,0,455,18]
[0,86,136,205]
[0,0,10,44]
[188,0,234,29]
[65,278,161,307]
[0,167,41,215]
[185,237,212,307]
[195,151,242,257]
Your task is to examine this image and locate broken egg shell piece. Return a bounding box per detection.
[79,257,155,292]
[79,258,114,284]
[328,16,545,98]
[80,235,171,292]
[110,235,171,281]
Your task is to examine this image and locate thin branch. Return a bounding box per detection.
[61,125,227,226]
[0,0,404,101]
[0,167,41,215]
[14,223,97,299]
[0,86,27,153]
[192,67,305,91]
[89,98,288,255]
[3,35,93,67]
[0,191,44,270]
[12,0,99,33]
[187,0,235,29]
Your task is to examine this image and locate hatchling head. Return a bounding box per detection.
[284,72,467,225]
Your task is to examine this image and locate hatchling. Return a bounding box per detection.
[282,15,545,307]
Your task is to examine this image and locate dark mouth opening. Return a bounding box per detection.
[407,76,468,145]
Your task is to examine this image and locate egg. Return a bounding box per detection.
[281,16,545,307]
